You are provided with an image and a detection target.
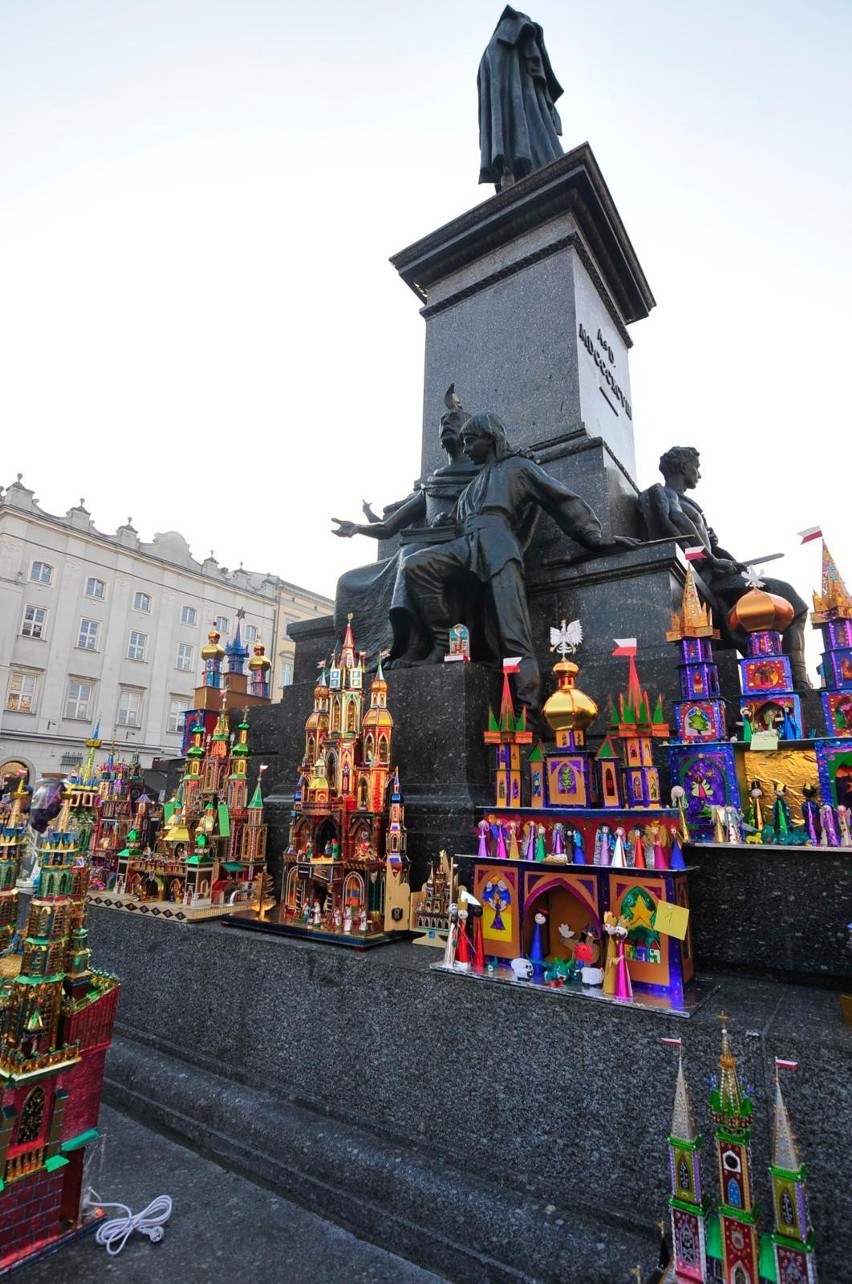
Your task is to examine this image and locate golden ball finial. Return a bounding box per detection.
[542,659,598,735]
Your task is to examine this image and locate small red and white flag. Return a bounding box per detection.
[662,1037,683,1048]
[503,657,522,673]
[775,1057,799,1071]
[684,547,707,561]
[612,638,637,657]
[797,526,822,545]
[259,763,268,775]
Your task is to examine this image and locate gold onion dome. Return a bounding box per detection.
[542,660,598,735]
[727,587,795,634]
[248,642,271,672]
[202,628,226,661]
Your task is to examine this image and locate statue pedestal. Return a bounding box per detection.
[392,142,654,485]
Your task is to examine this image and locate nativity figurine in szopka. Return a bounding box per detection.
[400,411,637,714]
[330,385,482,667]
[638,446,811,689]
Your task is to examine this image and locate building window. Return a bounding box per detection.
[280,662,294,688]
[117,689,142,728]
[133,591,151,612]
[65,680,93,721]
[282,616,294,639]
[20,605,47,638]
[167,698,190,735]
[127,631,147,661]
[176,642,194,672]
[244,624,258,643]
[6,670,39,713]
[29,561,52,585]
[77,618,100,651]
[85,577,105,599]
[17,1087,46,1145]
[181,605,198,626]
[213,615,229,634]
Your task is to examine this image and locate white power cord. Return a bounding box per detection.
[88,1191,173,1255]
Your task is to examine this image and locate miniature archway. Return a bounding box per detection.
[343,872,364,909]
[378,735,388,763]
[346,700,357,732]
[364,733,375,762]
[284,867,301,912]
[522,875,601,961]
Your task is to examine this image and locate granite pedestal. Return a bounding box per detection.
[89,908,852,1283]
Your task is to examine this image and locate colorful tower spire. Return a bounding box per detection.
[225,615,249,676]
[485,660,532,808]
[666,1045,708,1283]
[666,565,727,743]
[612,653,668,808]
[769,1066,817,1283]
[709,1019,762,1284]
[810,540,852,736]
[248,641,272,698]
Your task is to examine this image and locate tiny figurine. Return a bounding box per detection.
[611,827,627,868]
[454,907,472,970]
[594,825,612,866]
[819,802,839,847]
[470,901,486,971]
[748,781,765,832]
[772,782,792,839]
[551,821,565,858]
[494,819,508,861]
[801,784,822,845]
[523,821,536,861]
[510,956,533,981]
[713,805,726,844]
[838,805,852,847]
[530,911,548,978]
[506,819,520,860]
[442,903,459,967]
[572,828,586,864]
[669,836,687,870]
[343,904,353,933]
[477,817,490,858]
[534,823,547,862]
[602,911,632,1000]
[358,906,369,933]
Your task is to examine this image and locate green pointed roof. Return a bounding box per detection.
[248,781,264,809]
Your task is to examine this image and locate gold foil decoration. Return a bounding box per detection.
[740,748,820,824]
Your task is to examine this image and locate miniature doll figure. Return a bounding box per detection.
[494,820,508,861]
[443,903,459,967]
[332,905,342,932]
[551,821,565,857]
[772,782,792,839]
[602,912,633,1001]
[838,805,852,848]
[572,829,586,864]
[301,899,312,923]
[343,905,353,933]
[741,707,753,743]
[713,805,726,844]
[670,785,691,843]
[723,804,742,843]
[454,907,473,970]
[819,803,839,847]
[747,781,764,832]
[781,704,801,740]
[801,784,822,845]
[669,836,687,869]
[506,819,520,860]
[594,825,612,866]
[331,837,340,860]
[470,902,486,971]
[534,823,548,862]
[510,956,533,981]
[523,821,536,860]
[311,899,322,927]
[529,910,548,978]
[652,823,670,869]
[477,817,491,858]
[629,827,645,868]
[611,828,627,868]
[358,906,369,932]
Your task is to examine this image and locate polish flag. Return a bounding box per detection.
[775,1057,799,1070]
[503,657,522,673]
[797,526,823,545]
[662,1037,683,1047]
[684,547,707,561]
[612,639,637,657]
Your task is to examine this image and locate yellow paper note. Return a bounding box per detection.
[653,900,690,940]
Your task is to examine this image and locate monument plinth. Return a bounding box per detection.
[392,142,654,487]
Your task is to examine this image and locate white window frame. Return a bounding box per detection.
[20,605,47,638]
[133,590,152,613]
[175,642,194,672]
[180,605,198,626]
[6,670,40,714]
[127,630,147,661]
[213,615,229,635]
[65,679,94,721]
[167,698,190,734]
[116,689,142,728]
[244,624,258,643]
[77,618,100,651]
[29,560,52,585]
[279,661,294,688]
[85,576,105,600]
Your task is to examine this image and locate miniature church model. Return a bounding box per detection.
[812,542,852,814]
[0,790,119,1273]
[664,1026,817,1283]
[88,706,268,921]
[231,617,408,947]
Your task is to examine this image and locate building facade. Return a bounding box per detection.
[0,477,332,783]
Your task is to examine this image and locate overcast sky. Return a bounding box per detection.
[2,0,850,648]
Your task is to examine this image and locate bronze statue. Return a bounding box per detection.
[478,7,564,191]
[330,387,480,665]
[638,446,811,689]
[401,412,637,712]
